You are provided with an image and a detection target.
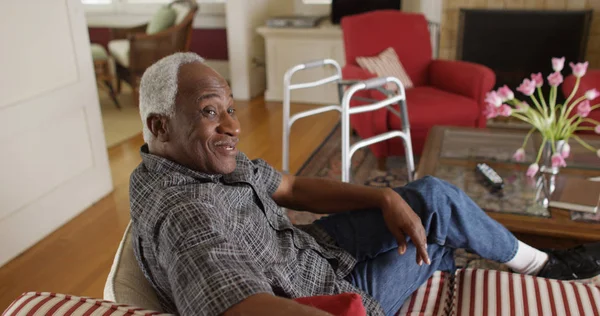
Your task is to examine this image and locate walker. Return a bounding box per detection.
[282,59,415,183]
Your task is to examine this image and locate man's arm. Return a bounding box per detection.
[271,174,430,265]
[271,174,394,214]
[224,294,332,316]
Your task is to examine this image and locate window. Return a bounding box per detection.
[302,0,331,3]
[82,0,226,14]
[82,0,225,3]
[81,0,112,3]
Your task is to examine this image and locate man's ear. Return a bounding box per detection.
[147,114,170,142]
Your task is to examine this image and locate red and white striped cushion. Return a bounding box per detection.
[2,292,172,316]
[356,47,414,92]
[454,269,600,316]
[397,271,451,316]
[398,269,600,316]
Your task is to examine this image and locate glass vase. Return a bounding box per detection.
[535,140,566,208]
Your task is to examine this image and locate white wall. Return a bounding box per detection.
[0,0,113,266]
[226,0,277,100]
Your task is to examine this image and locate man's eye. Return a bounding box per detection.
[227,108,236,114]
[204,109,216,116]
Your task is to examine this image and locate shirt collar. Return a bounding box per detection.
[139,144,223,182]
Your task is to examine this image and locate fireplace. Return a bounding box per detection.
[457,9,592,97]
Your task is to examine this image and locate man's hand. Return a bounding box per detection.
[380,188,431,266]
[272,175,431,265]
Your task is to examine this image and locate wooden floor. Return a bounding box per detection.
[0,97,340,311]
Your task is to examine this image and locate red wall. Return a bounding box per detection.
[88,27,228,60]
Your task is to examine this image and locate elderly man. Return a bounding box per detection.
[130,52,600,316]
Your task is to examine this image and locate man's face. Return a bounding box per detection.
[165,62,240,174]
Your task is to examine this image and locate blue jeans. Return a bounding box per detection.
[314,176,518,315]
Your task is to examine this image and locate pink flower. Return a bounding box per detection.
[561,143,571,158]
[485,91,503,107]
[498,104,512,117]
[517,79,536,96]
[497,85,514,101]
[513,148,525,162]
[577,100,591,117]
[526,163,539,177]
[570,61,589,78]
[595,125,600,134]
[483,102,498,119]
[531,73,543,87]
[547,72,563,87]
[551,153,567,168]
[516,101,530,111]
[585,88,599,100]
[552,57,565,72]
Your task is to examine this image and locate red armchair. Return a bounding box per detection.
[562,70,600,133]
[341,10,495,164]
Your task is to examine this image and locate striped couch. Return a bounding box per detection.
[4,269,600,316]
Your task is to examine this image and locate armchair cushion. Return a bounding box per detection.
[91,43,108,60]
[108,39,130,67]
[386,86,480,128]
[146,6,177,35]
[356,47,414,91]
[172,2,192,24]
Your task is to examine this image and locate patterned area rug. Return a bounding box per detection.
[290,124,507,272]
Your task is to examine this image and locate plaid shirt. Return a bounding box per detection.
[129,145,384,315]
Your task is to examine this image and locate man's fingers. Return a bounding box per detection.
[394,231,407,255]
[409,225,430,265]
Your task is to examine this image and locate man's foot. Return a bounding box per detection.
[537,242,600,280]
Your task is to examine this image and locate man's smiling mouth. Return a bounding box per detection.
[214,139,238,152]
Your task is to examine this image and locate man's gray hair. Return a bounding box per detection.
[139,52,205,142]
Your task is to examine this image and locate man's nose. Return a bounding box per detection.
[217,113,241,137]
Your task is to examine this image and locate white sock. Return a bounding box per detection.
[504,241,549,275]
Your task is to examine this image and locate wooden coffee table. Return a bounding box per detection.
[417,126,600,243]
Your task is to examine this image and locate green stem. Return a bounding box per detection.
[564,76,581,109]
[562,95,588,121]
[572,134,598,152]
[584,118,600,125]
[521,128,536,149]
[529,94,547,120]
[537,86,549,117]
[561,117,582,138]
[577,126,595,131]
[551,87,557,120]
[535,136,547,164]
[511,113,533,123]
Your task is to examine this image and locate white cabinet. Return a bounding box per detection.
[257,25,345,105]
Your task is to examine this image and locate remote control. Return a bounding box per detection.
[475,163,504,192]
